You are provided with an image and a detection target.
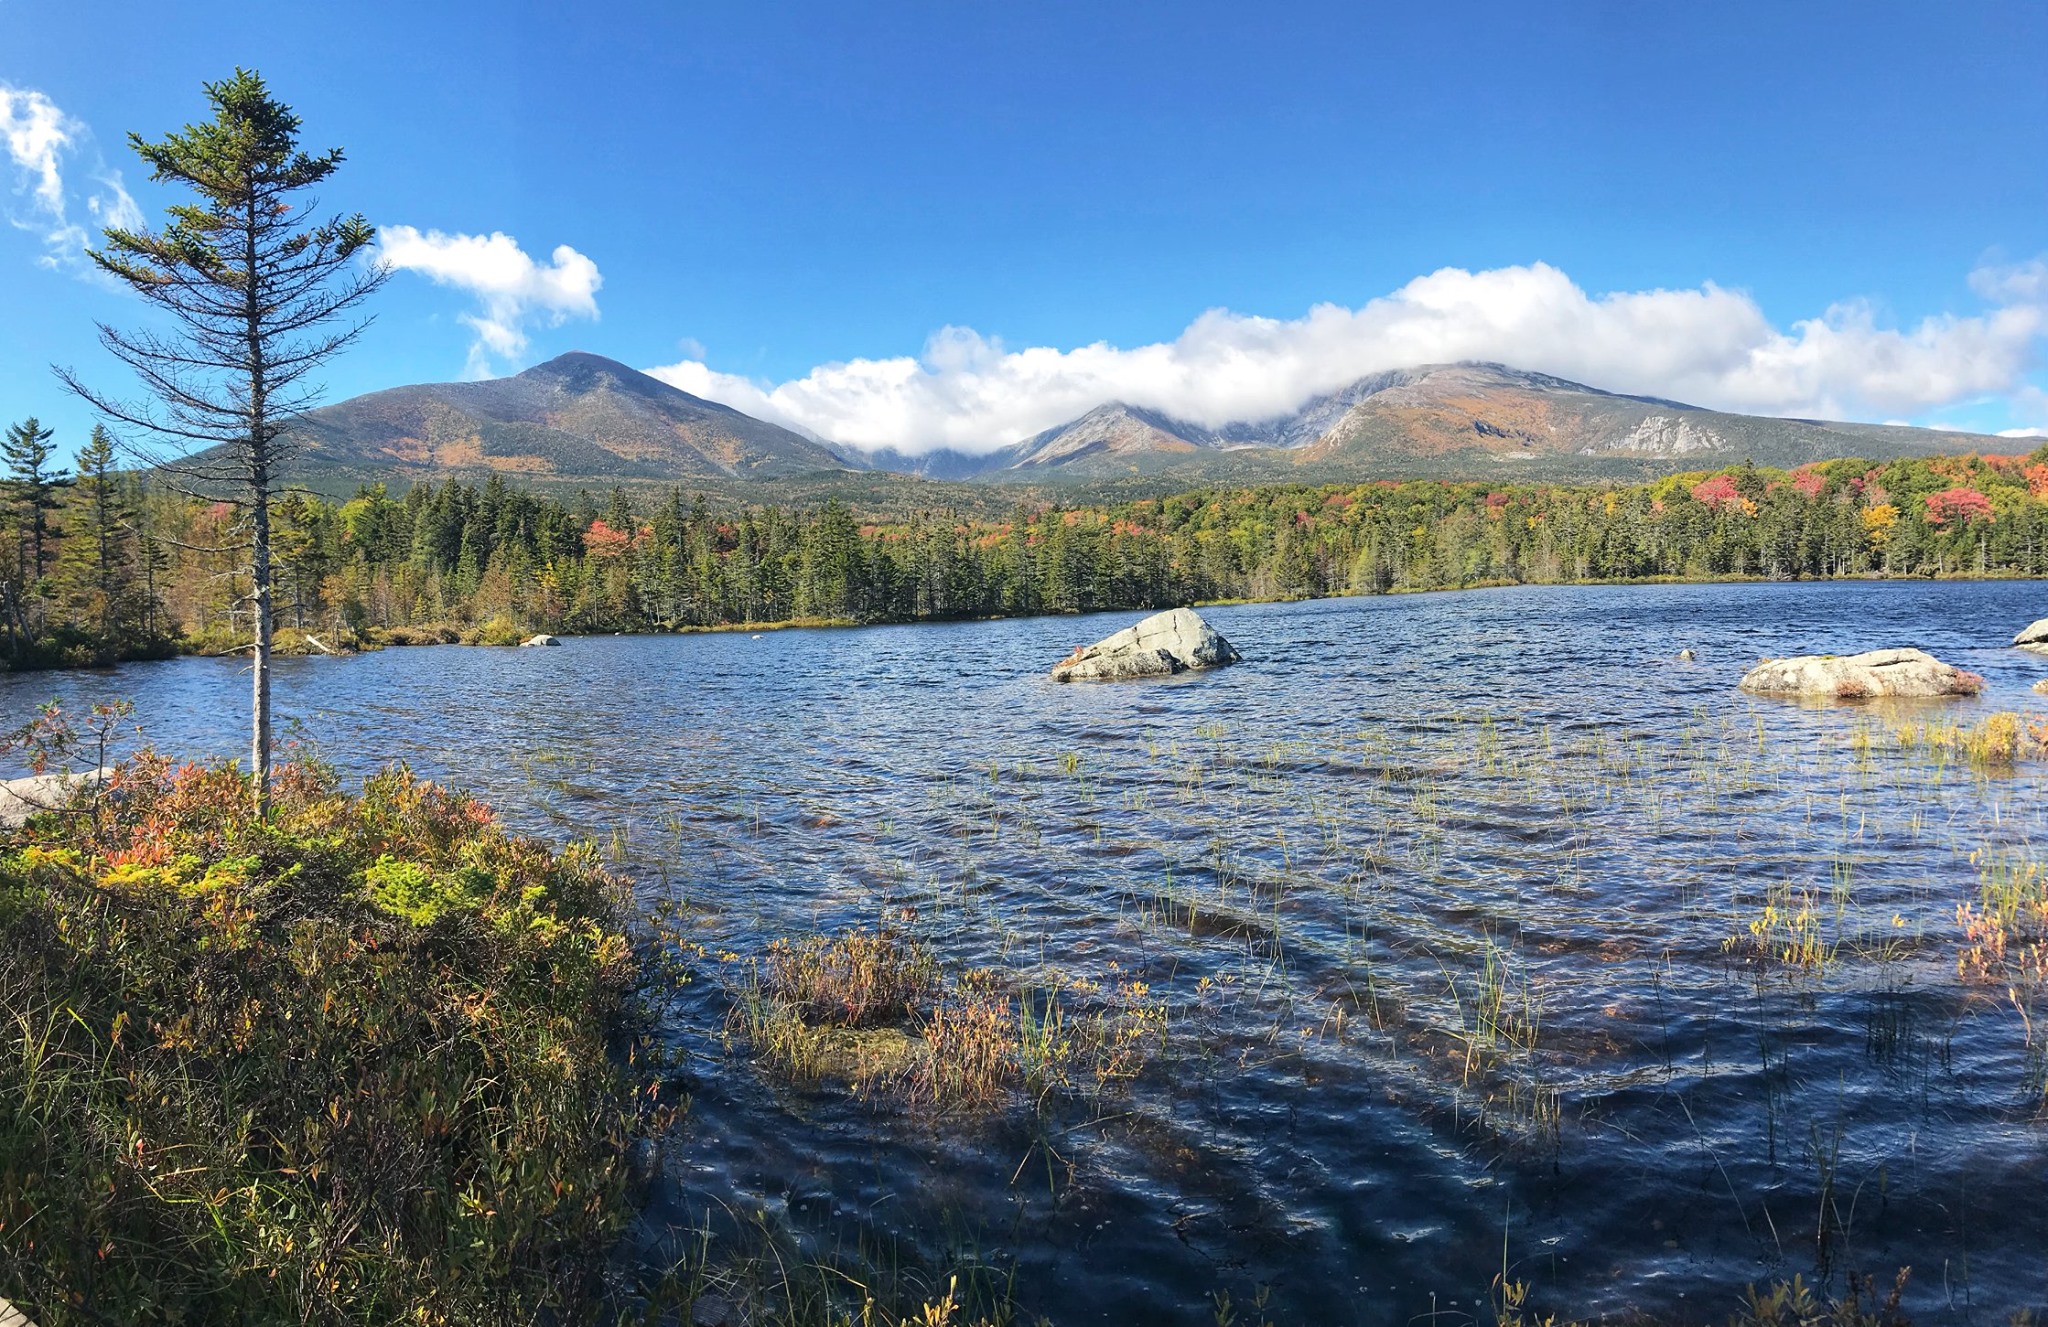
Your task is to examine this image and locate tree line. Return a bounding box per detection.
[4,437,2047,667]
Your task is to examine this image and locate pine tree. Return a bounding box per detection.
[2,417,73,650]
[64,424,135,646]
[60,69,385,808]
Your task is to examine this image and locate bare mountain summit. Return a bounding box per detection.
[969,362,2007,480]
[278,352,848,490]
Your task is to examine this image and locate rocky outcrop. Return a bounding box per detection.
[520,634,562,648]
[2015,618,2048,655]
[1051,607,1240,682]
[0,768,108,830]
[1738,649,1983,700]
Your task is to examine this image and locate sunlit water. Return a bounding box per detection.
[7,582,2048,1324]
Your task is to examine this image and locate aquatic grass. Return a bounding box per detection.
[766,928,939,1028]
[621,1202,1025,1327]
[1892,711,2046,769]
[724,930,1168,1115]
[1728,1269,1913,1327]
[1955,849,2048,988]
[1727,883,1836,975]
[602,651,2048,1317]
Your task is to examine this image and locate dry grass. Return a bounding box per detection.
[725,931,1167,1113]
[764,927,939,1027]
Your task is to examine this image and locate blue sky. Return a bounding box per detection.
[5,0,2047,454]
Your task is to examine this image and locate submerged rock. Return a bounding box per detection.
[1738,648,1983,700]
[2015,617,2048,655]
[520,633,562,648]
[2036,678,2048,696]
[0,768,109,830]
[1052,607,1240,682]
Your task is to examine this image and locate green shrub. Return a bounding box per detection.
[0,753,656,1326]
[464,613,528,647]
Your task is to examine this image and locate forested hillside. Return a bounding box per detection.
[5,420,2048,666]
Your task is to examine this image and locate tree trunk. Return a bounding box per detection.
[250,490,272,802]
[246,190,272,813]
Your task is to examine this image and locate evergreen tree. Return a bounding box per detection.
[3,417,72,649]
[63,424,135,645]
[61,69,386,807]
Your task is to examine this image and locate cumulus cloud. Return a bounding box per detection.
[648,261,2048,455]
[377,226,602,377]
[0,82,141,267]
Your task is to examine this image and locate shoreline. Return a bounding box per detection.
[8,568,2046,674]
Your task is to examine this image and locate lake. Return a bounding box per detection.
[6,581,2048,1324]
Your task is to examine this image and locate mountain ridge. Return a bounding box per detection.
[266,353,2017,497]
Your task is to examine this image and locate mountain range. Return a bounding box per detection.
[269,352,2015,499]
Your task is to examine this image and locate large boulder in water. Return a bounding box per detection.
[1738,648,1983,700]
[2015,618,2048,655]
[1052,607,1240,682]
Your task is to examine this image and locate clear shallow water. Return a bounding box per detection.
[7,582,2048,1324]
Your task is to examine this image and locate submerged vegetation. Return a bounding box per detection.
[5,440,2048,667]
[0,709,658,1325]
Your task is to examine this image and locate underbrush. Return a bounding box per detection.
[0,746,655,1325]
[0,624,179,671]
[367,622,465,648]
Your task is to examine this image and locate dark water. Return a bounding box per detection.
[7,582,2048,1324]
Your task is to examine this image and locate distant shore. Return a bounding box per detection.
[9,567,2045,676]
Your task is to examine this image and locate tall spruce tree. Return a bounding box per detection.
[59,70,385,807]
[2,417,72,650]
[66,424,133,645]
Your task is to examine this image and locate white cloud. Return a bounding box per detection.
[648,261,2048,455]
[377,226,602,378]
[0,82,140,268]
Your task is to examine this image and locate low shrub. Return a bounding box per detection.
[369,623,463,647]
[0,750,650,1326]
[463,613,527,647]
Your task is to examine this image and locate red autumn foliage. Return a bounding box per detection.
[1690,475,1742,511]
[581,519,637,558]
[1924,486,1995,526]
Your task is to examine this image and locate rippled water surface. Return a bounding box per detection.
[8,582,2048,1323]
